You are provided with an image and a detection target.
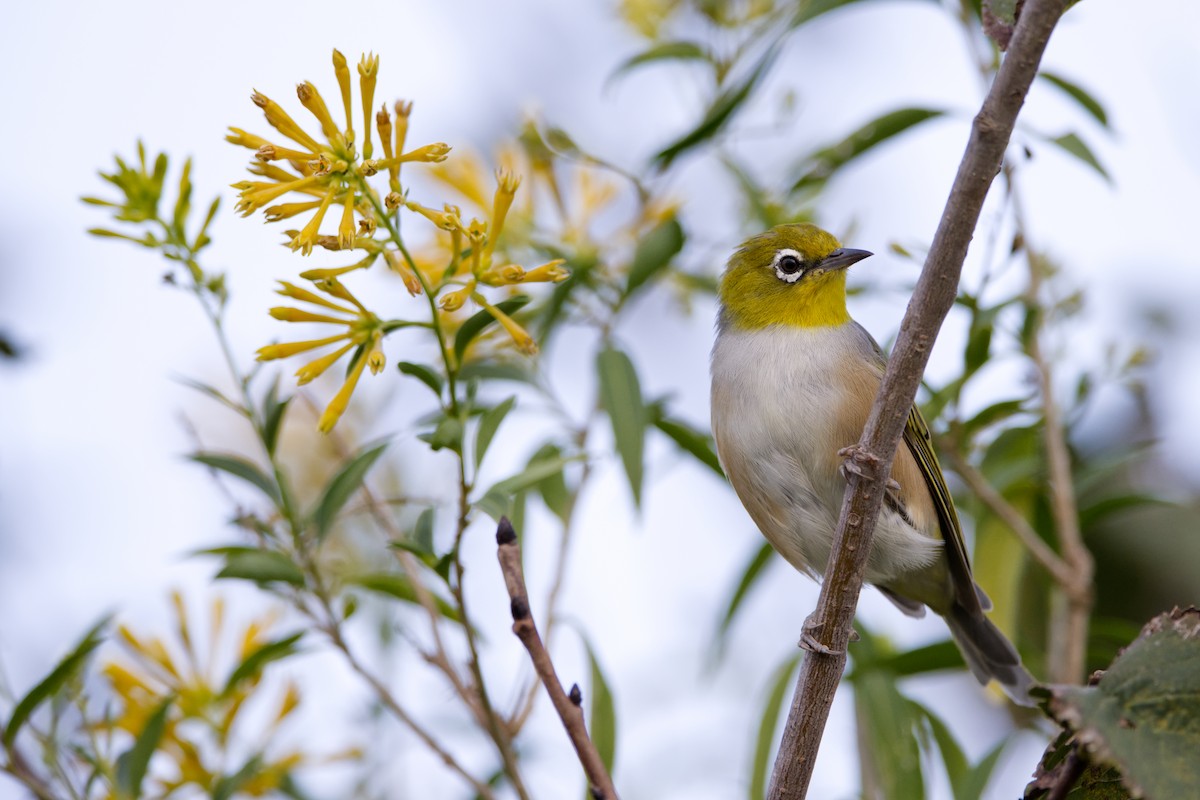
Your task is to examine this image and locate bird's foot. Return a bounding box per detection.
[798,614,858,655]
[837,444,881,482]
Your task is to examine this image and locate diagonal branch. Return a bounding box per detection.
[494,517,620,800]
[766,1,1071,796]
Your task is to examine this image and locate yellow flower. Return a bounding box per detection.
[256,279,385,432]
[472,293,537,355]
[522,259,570,283]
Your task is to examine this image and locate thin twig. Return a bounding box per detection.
[767,1,1069,796]
[939,433,1075,586]
[495,518,620,800]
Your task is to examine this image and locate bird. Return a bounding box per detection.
[710,222,1035,704]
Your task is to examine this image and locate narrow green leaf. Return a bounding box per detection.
[653,416,724,478]
[790,0,929,26]
[419,415,464,454]
[475,396,517,469]
[171,157,193,239]
[964,320,993,376]
[1040,71,1109,127]
[597,346,645,506]
[582,639,618,778]
[474,489,513,521]
[397,361,444,397]
[714,542,775,649]
[212,757,263,800]
[1079,493,1170,530]
[193,196,220,251]
[116,696,173,799]
[454,297,531,362]
[791,108,944,193]
[484,455,580,501]
[853,670,925,800]
[611,41,709,82]
[4,617,109,748]
[654,41,782,169]
[862,639,964,678]
[222,633,303,697]
[1049,132,1111,181]
[215,550,304,586]
[911,701,969,800]
[414,508,435,553]
[190,452,281,505]
[624,217,685,299]
[528,443,572,520]
[313,442,388,540]
[749,654,802,800]
[457,362,536,385]
[346,573,460,621]
[959,740,1006,800]
[260,378,290,457]
[174,376,248,417]
[962,398,1026,437]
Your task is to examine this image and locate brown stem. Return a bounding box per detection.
[495,518,620,800]
[766,1,1069,796]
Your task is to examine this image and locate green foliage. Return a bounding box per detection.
[115,697,173,800]
[597,346,646,506]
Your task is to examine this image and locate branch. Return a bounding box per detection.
[495,518,620,800]
[767,1,1070,796]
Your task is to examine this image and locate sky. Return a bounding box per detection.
[3,1,1200,798]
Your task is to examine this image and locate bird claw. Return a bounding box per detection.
[799,614,856,655]
[838,444,879,481]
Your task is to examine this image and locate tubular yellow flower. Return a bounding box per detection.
[332,49,354,141]
[438,280,475,311]
[338,192,356,250]
[251,91,322,154]
[269,307,351,324]
[226,127,271,151]
[358,53,379,159]
[479,264,525,286]
[398,142,452,164]
[235,174,320,217]
[473,293,538,355]
[384,191,403,211]
[394,100,412,173]
[367,346,386,375]
[375,104,398,189]
[289,186,337,255]
[264,199,323,222]
[404,199,461,231]
[318,335,376,433]
[257,334,351,361]
[487,169,522,257]
[256,144,317,163]
[299,253,379,282]
[295,341,356,385]
[384,250,424,296]
[522,259,570,283]
[296,81,340,143]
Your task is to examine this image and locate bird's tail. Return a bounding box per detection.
[945,604,1037,706]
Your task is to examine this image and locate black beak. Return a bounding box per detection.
[822,248,873,271]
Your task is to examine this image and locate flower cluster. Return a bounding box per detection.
[231,51,569,431]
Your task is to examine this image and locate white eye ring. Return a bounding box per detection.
[773,249,805,283]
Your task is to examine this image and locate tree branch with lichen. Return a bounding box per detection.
[766,0,1070,796]
[494,517,620,800]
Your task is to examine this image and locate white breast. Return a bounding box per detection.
[710,325,940,584]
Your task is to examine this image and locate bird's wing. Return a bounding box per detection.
[903,404,982,614]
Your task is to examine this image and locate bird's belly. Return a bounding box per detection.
[711,326,940,585]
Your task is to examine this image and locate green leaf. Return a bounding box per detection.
[312,442,388,541]
[212,756,263,800]
[852,639,964,679]
[1078,493,1170,529]
[789,0,923,27]
[960,740,1006,800]
[624,217,685,299]
[215,550,304,586]
[414,507,435,553]
[962,398,1026,438]
[260,378,290,457]
[527,443,572,520]
[911,701,969,799]
[194,196,220,251]
[1049,132,1111,182]
[175,376,248,416]
[1040,71,1109,127]
[115,696,173,799]
[611,41,709,82]
[475,396,517,469]
[652,415,724,478]
[714,542,775,650]
[852,669,925,800]
[171,157,193,240]
[222,632,303,696]
[190,452,281,505]
[457,362,536,385]
[397,361,444,398]
[1039,608,1200,799]
[477,454,581,520]
[454,296,531,362]
[654,40,782,169]
[582,638,618,778]
[597,346,646,506]
[749,654,801,800]
[346,573,460,621]
[419,414,464,454]
[791,108,944,193]
[4,617,109,748]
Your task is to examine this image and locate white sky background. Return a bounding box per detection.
[3,1,1200,798]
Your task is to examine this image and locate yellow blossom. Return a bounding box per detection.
[473,293,538,355]
[296,80,340,143]
[523,259,570,283]
[438,280,475,311]
[318,332,380,432]
[332,49,354,141]
[251,91,323,154]
[290,186,337,255]
[405,199,462,231]
[479,264,525,286]
[487,168,521,259]
[358,53,379,158]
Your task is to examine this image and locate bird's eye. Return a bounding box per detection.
[772,249,806,283]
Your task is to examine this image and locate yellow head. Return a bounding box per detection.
[718,223,873,330]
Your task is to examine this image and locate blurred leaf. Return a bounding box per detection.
[457,362,536,385]
[222,632,303,696]
[624,217,685,299]
[1078,493,1169,529]
[261,377,290,457]
[216,550,304,586]
[853,669,925,800]
[115,696,173,800]
[582,637,618,778]
[714,542,775,649]
[171,157,193,240]
[1040,72,1109,127]
[1038,608,1200,798]
[4,617,109,748]
[212,756,263,800]
[397,361,444,397]
[475,396,517,469]
[961,740,1007,800]
[346,573,460,621]
[420,414,464,454]
[789,0,927,27]
[912,701,968,798]
[191,452,281,505]
[611,41,709,82]
[654,40,782,169]
[1049,132,1110,182]
[175,376,248,417]
[528,443,572,520]
[791,108,943,193]
[194,196,220,251]
[454,297,530,362]
[597,346,646,506]
[414,507,435,553]
[749,653,801,800]
[652,412,725,478]
[478,454,581,521]
[849,638,964,679]
[962,398,1027,438]
[313,442,388,541]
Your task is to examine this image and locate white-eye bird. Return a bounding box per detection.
[710,223,1035,704]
